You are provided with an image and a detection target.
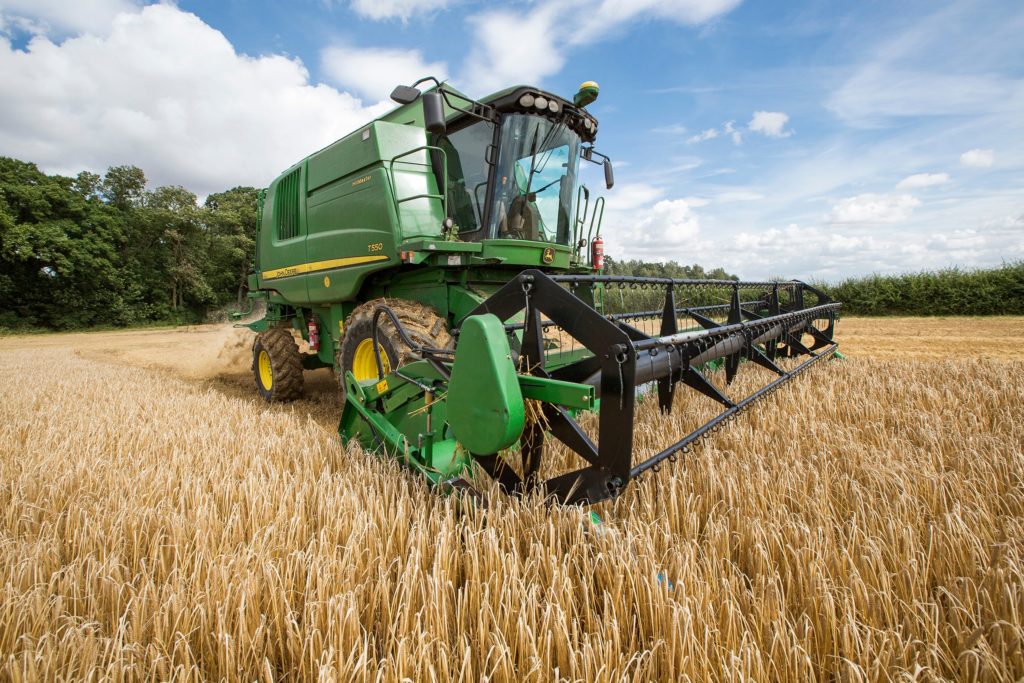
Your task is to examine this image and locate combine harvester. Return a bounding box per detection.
[241,78,841,504]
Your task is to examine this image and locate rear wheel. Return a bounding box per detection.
[253,327,304,402]
[338,298,451,392]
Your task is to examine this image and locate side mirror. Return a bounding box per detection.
[603,158,614,189]
[422,92,446,135]
[390,85,421,105]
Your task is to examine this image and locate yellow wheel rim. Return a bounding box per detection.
[353,338,390,381]
[258,349,273,390]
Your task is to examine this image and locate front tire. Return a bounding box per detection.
[252,327,304,402]
[337,298,451,392]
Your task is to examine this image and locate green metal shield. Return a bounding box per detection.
[446,314,525,454]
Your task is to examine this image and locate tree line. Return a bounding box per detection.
[603,256,1024,316]
[0,157,256,329]
[820,263,1024,316]
[602,256,737,281]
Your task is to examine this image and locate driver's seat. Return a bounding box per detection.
[502,195,541,241]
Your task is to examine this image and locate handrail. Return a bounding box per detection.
[573,185,590,260]
[387,145,449,233]
[586,195,605,264]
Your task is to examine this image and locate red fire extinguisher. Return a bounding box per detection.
[591,235,604,271]
[307,317,320,351]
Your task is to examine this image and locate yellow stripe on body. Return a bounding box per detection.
[261,254,389,280]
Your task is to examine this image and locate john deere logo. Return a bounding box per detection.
[542,247,555,264]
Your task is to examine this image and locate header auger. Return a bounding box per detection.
[241,75,841,505]
[340,270,840,505]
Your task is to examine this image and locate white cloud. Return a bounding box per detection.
[713,190,764,202]
[828,193,921,224]
[636,199,701,242]
[748,111,792,138]
[0,0,137,36]
[733,224,875,258]
[321,45,447,102]
[926,229,987,253]
[605,183,666,210]
[461,5,564,94]
[828,68,1024,128]
[651,123,688,135]
[461,0,740,94]
[599,169,1022,277]
[605,198,702,258]
[960,148,995,168]
[348,0,449,22]
[687,128,719,144]
[824,5,1024,129]
[896,172,950,189]
[0,4,390,196]
[597,183,710,258]
[609,205,1023,279]
[666,158,703,173]
[671,120,743,146]
[723,120,742,145]
[571,0,742,43]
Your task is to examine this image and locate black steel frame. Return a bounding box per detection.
[463,269,841,505]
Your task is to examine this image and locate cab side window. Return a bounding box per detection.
[439,121,494,235]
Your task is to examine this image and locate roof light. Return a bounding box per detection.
[534,96,548,110]
[548,100,560,113]
[519,94,535,108]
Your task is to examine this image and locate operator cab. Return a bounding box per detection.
[391,80,612,255]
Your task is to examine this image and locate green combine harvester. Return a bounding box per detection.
[242,78,841,504]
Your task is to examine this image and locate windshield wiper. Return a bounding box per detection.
[525,121,565,194]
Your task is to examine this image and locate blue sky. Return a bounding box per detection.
[1,0,1021,279]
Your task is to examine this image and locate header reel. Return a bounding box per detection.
[340,270,840,505]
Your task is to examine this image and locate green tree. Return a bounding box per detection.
[145,185,213,316]
[101,165,147,211]
[0,157,129,327]
[73,171,102,199]
[204,186,258,309]
[603,255,738,280]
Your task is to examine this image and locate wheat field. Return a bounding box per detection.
[1,317,1022,681]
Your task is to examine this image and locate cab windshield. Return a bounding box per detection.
[440,113,582,245]
[488,114,581,245]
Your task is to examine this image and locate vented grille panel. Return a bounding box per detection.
[274,169,301,240]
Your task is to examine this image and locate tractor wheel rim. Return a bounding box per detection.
[353,338,390,381]
[258,349,273,390]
